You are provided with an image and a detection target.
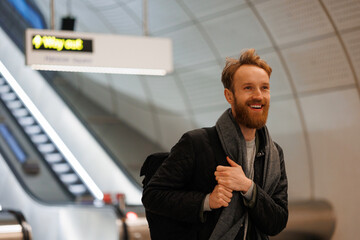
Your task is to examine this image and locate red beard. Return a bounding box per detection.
[233,97,269,129]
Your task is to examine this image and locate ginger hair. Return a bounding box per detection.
[221,49,272,91]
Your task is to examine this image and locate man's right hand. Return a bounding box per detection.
[209,184,233,209]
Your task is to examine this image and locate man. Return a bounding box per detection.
[142,49,288,239]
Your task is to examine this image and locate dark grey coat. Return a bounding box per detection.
[142,126,288,239]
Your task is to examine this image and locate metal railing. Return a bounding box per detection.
[0,208,32,240]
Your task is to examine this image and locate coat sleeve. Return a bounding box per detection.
[142,132,207,224]
[246,144,288,236]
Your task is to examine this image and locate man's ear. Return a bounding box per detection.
[224,88,234,104]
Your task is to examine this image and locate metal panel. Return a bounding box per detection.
[342,29,360,84]
[282,36,354,93]
[85,0,130,8]
[159,25,216,68]
[201,8,272,58]
[181,0,245,19]
[178,63,224,110]
[101,6,141,35]
[323,0,360,31]
[256,0,334,46]
[126,0,191,33]
[261,52,292,97]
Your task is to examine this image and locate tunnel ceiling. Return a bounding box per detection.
[32,0,360,150]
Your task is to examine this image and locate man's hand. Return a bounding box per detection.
[215,156,252,193]
[209,184,233,209]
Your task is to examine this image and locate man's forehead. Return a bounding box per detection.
[235,64,269,75]
[234,66,270,83]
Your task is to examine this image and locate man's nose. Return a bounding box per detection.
[252,88,263,99]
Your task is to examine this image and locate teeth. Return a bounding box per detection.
[250,105,262,109]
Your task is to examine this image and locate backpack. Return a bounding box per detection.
[139,127,221,239]
[140,152,169,188]
[139,127,218,188]
[141,152,187,239]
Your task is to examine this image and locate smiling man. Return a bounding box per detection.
[142,49,288,240]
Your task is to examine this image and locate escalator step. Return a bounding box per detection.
[44,153,62,163]
[1,92,16,101]
[60,173,78,184]
[31,134,48,144]
[0,85,10,93]
[12,108,29,118]
[24,125,41,134]
[52,163,71,173]
[6,100,22,109]
[18,116,35,126]
[68,184,87,195]
[37,143,55,153]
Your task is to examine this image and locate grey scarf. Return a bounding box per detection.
[209,109,281,240]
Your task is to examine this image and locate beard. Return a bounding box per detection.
[233,96,269,129]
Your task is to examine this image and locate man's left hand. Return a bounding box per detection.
[215,156,252,193]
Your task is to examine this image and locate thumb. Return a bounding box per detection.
[227,156,238,167]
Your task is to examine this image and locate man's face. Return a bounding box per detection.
[230,65,270,129]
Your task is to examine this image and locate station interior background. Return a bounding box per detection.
[0,0,360,239]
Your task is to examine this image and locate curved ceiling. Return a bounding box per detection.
[30,1,360,239]
[33,0,360,144]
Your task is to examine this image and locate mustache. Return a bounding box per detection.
[246,99,268,105]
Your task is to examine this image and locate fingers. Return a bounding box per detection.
[216,165,229,172]
[214,159,246,192]
[220,199,230,207]
[217,178,230,188]
[214,193,231,204]
[217,178,239,191]
[216,184,233,193]
[209,184,233,209]
[218,185,233,198]
[216,157,240,172]
[226,156,238,167]
[214,170,230,178]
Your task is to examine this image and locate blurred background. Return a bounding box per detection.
[0,0,359,239]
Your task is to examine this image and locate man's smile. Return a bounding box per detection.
[249,104,263,110]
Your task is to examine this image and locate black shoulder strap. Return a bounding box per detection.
[140,152,169,187]
[205,127,227,166]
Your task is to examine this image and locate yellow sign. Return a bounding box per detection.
[31,35,91,52]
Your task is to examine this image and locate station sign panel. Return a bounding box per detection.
[25,29,173,75]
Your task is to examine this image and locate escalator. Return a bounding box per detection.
[0,1,149,236]
[0,152,124,240]
[0,62,125,240]
[0,67,99,202]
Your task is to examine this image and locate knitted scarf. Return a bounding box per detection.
[210,109,281,240]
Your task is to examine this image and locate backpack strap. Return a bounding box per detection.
[140,152,169,187]
[205,127,227,166]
